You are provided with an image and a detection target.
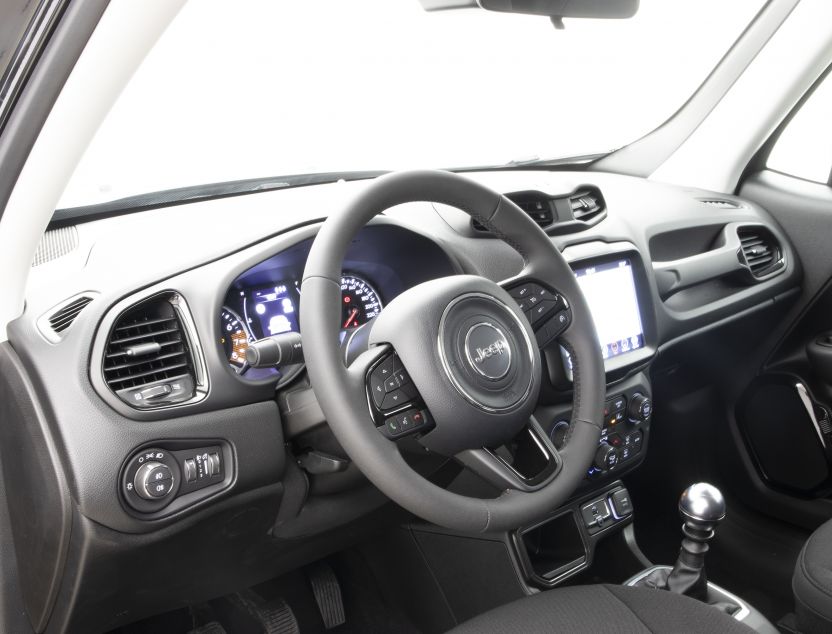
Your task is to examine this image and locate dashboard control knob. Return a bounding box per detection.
[133,461,174,500]
[628,392,652,425]
[594,443,618,471]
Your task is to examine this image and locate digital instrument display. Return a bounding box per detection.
[249,283,299,336]
[562,259,644,377]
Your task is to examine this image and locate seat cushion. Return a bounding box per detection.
[448,583,753,633]
[793,518,832,633]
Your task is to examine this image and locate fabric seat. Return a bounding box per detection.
[448,583,753,633]
[793,517,832,634]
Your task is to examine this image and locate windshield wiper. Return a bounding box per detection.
[50,170,389,228]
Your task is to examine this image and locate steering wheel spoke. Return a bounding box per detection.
[456,419,562,492]
[348,344,435,441]
[501,278,572,349]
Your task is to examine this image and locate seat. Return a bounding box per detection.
[448,583,753,633]
[793,518,832,634]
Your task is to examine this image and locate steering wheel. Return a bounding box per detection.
[300,170,604,532]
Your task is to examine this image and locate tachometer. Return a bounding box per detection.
[220,307,254,369]
[340,274,383,329]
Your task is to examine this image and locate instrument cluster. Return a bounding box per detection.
[219,273,383,380]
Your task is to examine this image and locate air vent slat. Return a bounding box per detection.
[103,295,197,403]
[113,315,176,331]
[107,327,182,346]
[46,295,94,334]
[568,188,606,223]
[737,226,784,279]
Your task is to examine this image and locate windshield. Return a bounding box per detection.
[58,0,765,209]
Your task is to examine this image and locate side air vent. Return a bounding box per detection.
[37,293,98,343]
[569,188,606,223]
[472,192,554,231]
[103,293,203,409]
[738,226,784,279]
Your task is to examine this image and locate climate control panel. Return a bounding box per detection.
[587,390,651,480]
[541,375,652,485]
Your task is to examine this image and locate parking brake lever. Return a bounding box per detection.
[795,382,832,461]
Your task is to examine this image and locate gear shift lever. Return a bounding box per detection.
[637,483,726,601]
[666,483,726,599]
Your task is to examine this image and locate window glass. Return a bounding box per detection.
[768,72,832,184]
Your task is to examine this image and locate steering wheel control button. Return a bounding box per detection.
[464,322,512,381]
[509,283,537,300]
[370,374,386,408]
[381,389,408,410]
[385,409,430,438]
[368,355,421,413]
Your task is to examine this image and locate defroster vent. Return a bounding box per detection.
[103,293,201,409]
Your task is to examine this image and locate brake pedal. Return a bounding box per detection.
[227,591,300,634]
[307,562,346,629]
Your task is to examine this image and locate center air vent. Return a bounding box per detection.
[737,226,784,279]
[103,293,202,409]
[472,192,554,231]
[569,188,605,223]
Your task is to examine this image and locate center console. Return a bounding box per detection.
[516,243,656,586]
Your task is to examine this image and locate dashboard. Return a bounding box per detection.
[6,169,802,632]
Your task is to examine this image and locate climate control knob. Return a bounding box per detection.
[594,443,619,471]
[628,393,652,425]
[133,461,174,500]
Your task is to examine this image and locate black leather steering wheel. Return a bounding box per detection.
[300,170,604,532]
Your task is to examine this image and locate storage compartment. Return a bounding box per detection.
[520,511,587,581]
[648,224,724,262]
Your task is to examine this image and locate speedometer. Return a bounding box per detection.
[340,274,383,329]
[219,307,254,369]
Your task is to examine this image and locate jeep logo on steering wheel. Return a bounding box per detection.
[465,323,512,381]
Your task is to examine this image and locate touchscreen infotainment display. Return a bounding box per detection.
[562,259,644,375]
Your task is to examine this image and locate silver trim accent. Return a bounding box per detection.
[464,322,511,380]
[796,382,826,448]
[624,566,751,622]
[437,292,536,413]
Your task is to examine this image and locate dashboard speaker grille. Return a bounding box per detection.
[103,295,195,393]
[32,226,78,266]
[738,226,783,278]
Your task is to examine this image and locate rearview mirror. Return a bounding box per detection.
[420,0,639,20]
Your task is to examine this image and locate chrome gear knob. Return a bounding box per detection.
[679,482,726,525]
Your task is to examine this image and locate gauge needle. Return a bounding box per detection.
[343,308,358,328]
